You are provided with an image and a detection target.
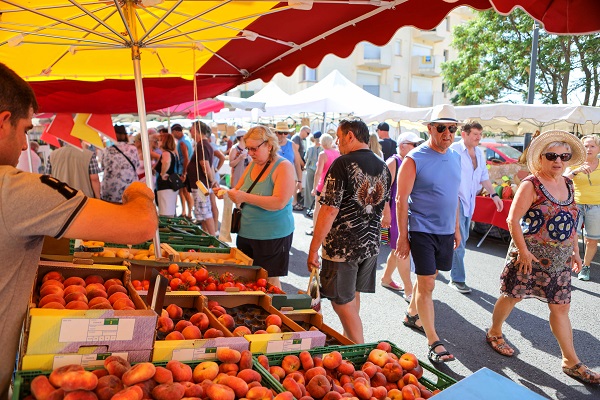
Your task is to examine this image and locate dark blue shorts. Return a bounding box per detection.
[409,231,454,276]
[236,233,293,277]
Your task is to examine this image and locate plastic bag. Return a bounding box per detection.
[307,267,322,314]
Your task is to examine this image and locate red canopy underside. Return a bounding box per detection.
[30,0,600,114]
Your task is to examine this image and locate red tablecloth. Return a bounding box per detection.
[471,196,511,231]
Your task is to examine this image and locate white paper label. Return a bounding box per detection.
[52,352,129,369]
[59,319,135,342]
[266,338,311,353]
[172,347,218,361]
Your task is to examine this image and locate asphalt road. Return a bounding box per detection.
[271,208,600,400]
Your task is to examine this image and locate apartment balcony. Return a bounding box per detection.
[357,43,392,69]
[413,24,446,42]
[411,55,443,77]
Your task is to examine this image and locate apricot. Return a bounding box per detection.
[152,382,185,400]
[42,271,64,283]
[166,360,193,383]
[63,277,85,287]
[31,375,57,400]
[39,294,66,308]
[95,375,124,400]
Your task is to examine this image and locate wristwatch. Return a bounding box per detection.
[491,193,499,198]
[572,171,579,176]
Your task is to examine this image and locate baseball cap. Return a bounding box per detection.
[171,124,183,132]
[377,122,390,131]
[398,132,422,144]
[312,131,322,139]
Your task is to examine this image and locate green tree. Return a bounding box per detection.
[441,9,600,106]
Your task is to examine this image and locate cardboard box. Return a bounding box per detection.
[283,310,354,346]
[177,247,252,265]
[152,293,250,362]
[24,262,157,356]
[20,349,152,371]
[203,293,326,353]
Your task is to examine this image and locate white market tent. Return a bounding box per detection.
[213,81,292,120]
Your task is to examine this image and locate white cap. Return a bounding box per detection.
[398,132,423,144]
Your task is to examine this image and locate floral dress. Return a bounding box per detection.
[500,175,578,304]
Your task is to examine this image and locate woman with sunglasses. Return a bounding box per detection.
[225,125,296,289]
[565,135,600,281]
[487,131,600,384]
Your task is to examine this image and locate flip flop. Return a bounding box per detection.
[381,281,403,291]
[428,340,455,364]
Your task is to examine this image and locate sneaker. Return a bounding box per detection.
[449,281,472,294]
[578,266,591,281]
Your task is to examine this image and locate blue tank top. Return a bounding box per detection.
[238,158,294,240]
[407,144,461,235]
[278,140,295,164]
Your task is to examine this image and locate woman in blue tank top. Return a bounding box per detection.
[225,125,296,289]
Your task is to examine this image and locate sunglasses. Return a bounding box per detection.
[543,152,572,162]
[434,124,458,134]
[276,132,288,135]
[247,141,267,153]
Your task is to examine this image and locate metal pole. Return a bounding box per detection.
[527,21,540,104]
[25,133,34,172]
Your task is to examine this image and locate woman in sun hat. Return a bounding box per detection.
[486,130,600,384]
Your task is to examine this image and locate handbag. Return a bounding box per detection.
[167,173,185,191]
[230,160,272,234]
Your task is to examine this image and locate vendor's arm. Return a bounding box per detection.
[506,180,538,274]
[395,157,416,259]
[308,204,339,271]
[482,179,503,211]
[64,182,158,244]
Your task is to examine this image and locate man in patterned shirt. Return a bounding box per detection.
[308,119,391,343]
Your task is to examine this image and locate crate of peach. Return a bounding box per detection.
[13,350,284,400]
[254,341,457,400]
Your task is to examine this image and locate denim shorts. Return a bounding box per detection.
[319,255,377,305]
[577,204,600,240]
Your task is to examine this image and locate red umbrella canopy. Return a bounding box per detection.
[6,0,598,114]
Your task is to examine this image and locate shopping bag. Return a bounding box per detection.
[307,267,322,314]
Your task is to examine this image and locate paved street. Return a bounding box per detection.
[274,209,600,400]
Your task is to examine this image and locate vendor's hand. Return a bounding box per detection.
[515,249,539,275]
[492,195,504,212]
[307,250,321,272]
[394,236,410,259]
[215,188,228,200]
[227,188,244,205]
[122,182,155,204]
[572,252,583,273]
[454,230,462,250]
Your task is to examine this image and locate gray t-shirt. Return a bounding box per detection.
[291,134,306,163]
[0,167,87,398]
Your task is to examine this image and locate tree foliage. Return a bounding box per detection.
[441,9,600,106]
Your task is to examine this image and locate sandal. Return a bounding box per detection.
[563,362,600,384]
[293,204,305,211]
[486,331,514,357]
[403,293,413,304]
[402,312,425,333]
[428,340,455,364]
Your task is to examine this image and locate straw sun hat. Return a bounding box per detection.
[526,130,585,173]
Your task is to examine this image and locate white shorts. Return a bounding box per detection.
[157,189,178,216]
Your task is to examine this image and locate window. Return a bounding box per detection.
[393,77,401,92]
[363,85,380,96]
[240,90,254,99]
[363,43,381,59]
[445,16,451,31]
[443,50,449,62]
[442,83,446,93]
[301,66,316,82]
[394,40,402,56]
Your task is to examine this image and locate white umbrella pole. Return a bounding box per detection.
[25,134,33,172]
[132,49,161,259]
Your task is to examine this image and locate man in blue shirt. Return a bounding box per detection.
[172,123,194,219]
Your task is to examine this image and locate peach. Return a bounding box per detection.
[189,312,210,330]
[399,353,418,372]
[323,392,343,400]
[268,366,285,381]
[220,376,249,398]
[219,363,239,376]
[281,355,301,374]
[371,386,387,400]
[322,351,343,370]
[64,285,87,297]
[203,328,224,338]
[134,379,157,400]
[254,329,268,334]
[342,382,356,396]
[107,285,128,297]
[89,302,113,310]
[41,279,65,290]
[39,294,66,308]
[88,297,111,308]
[216,348,241,364]
[151,382,185,400]
[63,390,98,400]
[175,320,193,332]
[337,360,355,376]
[339,374,352,386]
[265,314,282,327]
[313,356,323,368]
[245,386,273,400]
[65,292,89,304]
[108,292,129,305]
[274,392,294,400]
[287,372,305,386]
[352,371,368,381]
[40,285,64,298]
[306,375,331,399]
[266,325,282,333]
[153,367,173,384]
[387,388,403,400]
[85,283,106,293]
[205,384,235,400]
[257,355,269,370]
[401,373,419,387]
[157,316,175,333]
[384,382,398,392]
[367,349,388,368]
[408,364,423,380]
[45,389,66,400]
[103,278,123,291]
[43,271,64,283]
[42,302,65,309]
[111,386,143,400]
[165,331,185,340]
[166,304,183,319]
[95,375,124,400]
[354,381,373,400]
[247,381,262,390]
[31,375,57,400]
[370,372,387,388]
[401,384,420,400]
[112,298,135,310]
[210,306,227,317]
[360,362,377,378]
[87,288,108,301]
[217,314,235,331]
[192,361,219,383]
[304,367,327,383]
[419,385,433,399]
[299,351,314,371]
[104,356,131,379]
[60,370,99,392]
[207,300,220,309]
[63,276,86,287]
[66,301,89,310]
[85,275,105,285]
[166,360,193,382]
[282,376,303,399]
[237,369,262,384]
[122,363,156,386]
[388,353,399,362]
[91,370,108,379]
[183,383,204,398]
[376,341,392,353]
[182,325,202,340]
[239,350,253,371]
[382,362,403,383]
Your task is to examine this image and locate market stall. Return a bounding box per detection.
[472,196,512,246]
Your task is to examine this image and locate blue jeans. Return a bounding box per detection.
[451,205,471,283]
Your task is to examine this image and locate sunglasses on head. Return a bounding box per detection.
[434,124,458,134]
[543,152,572,162]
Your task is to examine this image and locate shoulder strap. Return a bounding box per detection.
[246,160,271,194]
[112,144,136,171]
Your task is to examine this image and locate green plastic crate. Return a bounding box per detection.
[254,341,456,393]
[158,233,229,248]
[158,216,195,226]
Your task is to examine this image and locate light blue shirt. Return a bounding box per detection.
[450,140,490,217]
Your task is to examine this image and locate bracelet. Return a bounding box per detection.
[296,180,301,183]
[491,193,499,198]
[572,171,578,176]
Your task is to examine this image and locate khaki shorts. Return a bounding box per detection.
[319,255,377,305]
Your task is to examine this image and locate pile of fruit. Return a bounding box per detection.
[257,342,440,399]
[36,271,137,310]
[156,303,225,341]
[178,253,247,265]
[215,303,292,335]
[27,351,278,400]
[158,264,284,294]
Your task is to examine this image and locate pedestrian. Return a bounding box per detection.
[376,122,397,161]
[229,128,250,188]
[380,132,423,301]
[154,133,180,216]
[307,119,391,344]
[486,130,600,384]
[171,123,194,220]
[303,131,322,213]
[395,104,461,364]
[226,125,296,289]
[100,125,140,204]
[369,133,384,160]
[47,140,101,199]
[16,140,42,173]
[449,120,503,293]
[274,121,304,210]
[0,62,158,399]
[565,134,600,281]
